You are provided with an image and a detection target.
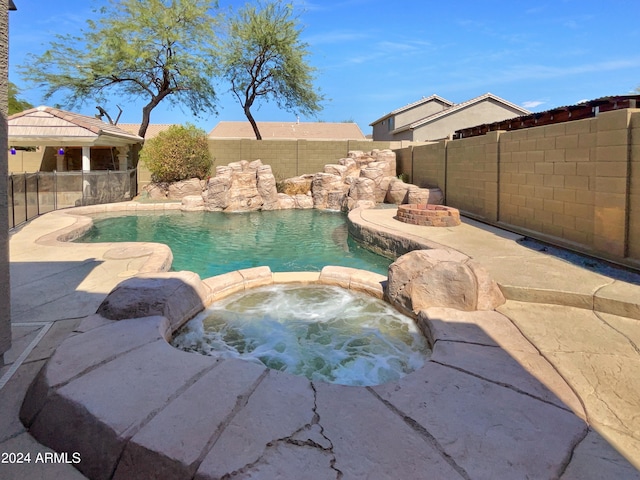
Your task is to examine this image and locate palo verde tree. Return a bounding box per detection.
[220,0,324,140]
[19,0,220,138]
[8,82,33,115]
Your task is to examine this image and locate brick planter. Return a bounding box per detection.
[395,204,461,227]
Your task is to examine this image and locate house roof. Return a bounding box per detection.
[117,123,177,139]
[369,94,454,126]
[392,93,531,134]
[209,121,367,140]
[454,94,640,139]
[8,106,143,147]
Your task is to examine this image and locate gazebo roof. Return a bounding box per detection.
[8,106,144,147]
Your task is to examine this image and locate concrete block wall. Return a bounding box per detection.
[399,109,640,269]
[592,109,632,259]
[446,131,500,222]
[395,147,413,182]
[297,140,348,176]
[630,113,640,263]
[499,118,598,247]
[412,141,447,192]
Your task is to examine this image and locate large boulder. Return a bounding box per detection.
[180,195,205,211]
[338,157,360,178]
[277,193,296,209]
[294,193,314,209]
[348,177,376,203]
[257,165,279,210]
[226,171,263,211]
[385,178,419,204]
[205,166,233,211]
[167,178,206,200]
[372,149,397,177]
[361,163,392,203]
[408,187,444,205]
[96,271,210,331]
[143,182,169,200]
[324,164,348,179]
[386,249,505,314]
[312,173,346,209]
[327,187,349,210]
[205,161,269,212]
[280,175,313,195]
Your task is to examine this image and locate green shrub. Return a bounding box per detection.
[140,124,212,183]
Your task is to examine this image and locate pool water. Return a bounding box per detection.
[75,209,392,277]
[172,284,430,386]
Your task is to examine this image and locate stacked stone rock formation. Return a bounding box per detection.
[385,249,506,315]
[168,150,443,212]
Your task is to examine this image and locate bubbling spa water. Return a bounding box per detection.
[172,284,431,386]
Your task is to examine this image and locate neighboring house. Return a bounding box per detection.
[209,121,367,140]
[370,93,530,142]
[371,95,453,141]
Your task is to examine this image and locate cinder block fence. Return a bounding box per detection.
[402,109,640,270]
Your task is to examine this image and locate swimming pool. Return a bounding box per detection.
[75,209,392,277]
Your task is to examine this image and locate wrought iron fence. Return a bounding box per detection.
[7,169,137,229]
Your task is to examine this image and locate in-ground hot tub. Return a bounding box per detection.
[172,283,430,386]
[395,204,461,227]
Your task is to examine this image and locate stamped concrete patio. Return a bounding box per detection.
[1,203,639,479]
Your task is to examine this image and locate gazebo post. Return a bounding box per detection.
[56,149,65,171]
[81,146,90,171]
[116,145,129,170]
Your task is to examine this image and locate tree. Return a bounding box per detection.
[8,81,33,115]
[220,0,323,140]
[140,124,212,182]
[19,0,220,138]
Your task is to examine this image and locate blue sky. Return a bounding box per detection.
[7,0,640,135]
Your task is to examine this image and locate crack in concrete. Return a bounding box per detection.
[430,357,576,414]
[50,339,162,392]
[213,380,342,480]
[192,368,270,476]
[497,310,590,423]
[366,387,471,480]
[557,424,590,478]
[107,361,223,480]
[595,311,640,356]
[311,381,343,480]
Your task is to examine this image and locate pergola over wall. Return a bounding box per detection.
[8,106,143,171]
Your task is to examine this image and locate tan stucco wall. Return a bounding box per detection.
[399,109,640,269]
[412,99,525,142]
[8,148,43,173]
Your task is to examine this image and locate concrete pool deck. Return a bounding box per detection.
[1,203,639,479]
